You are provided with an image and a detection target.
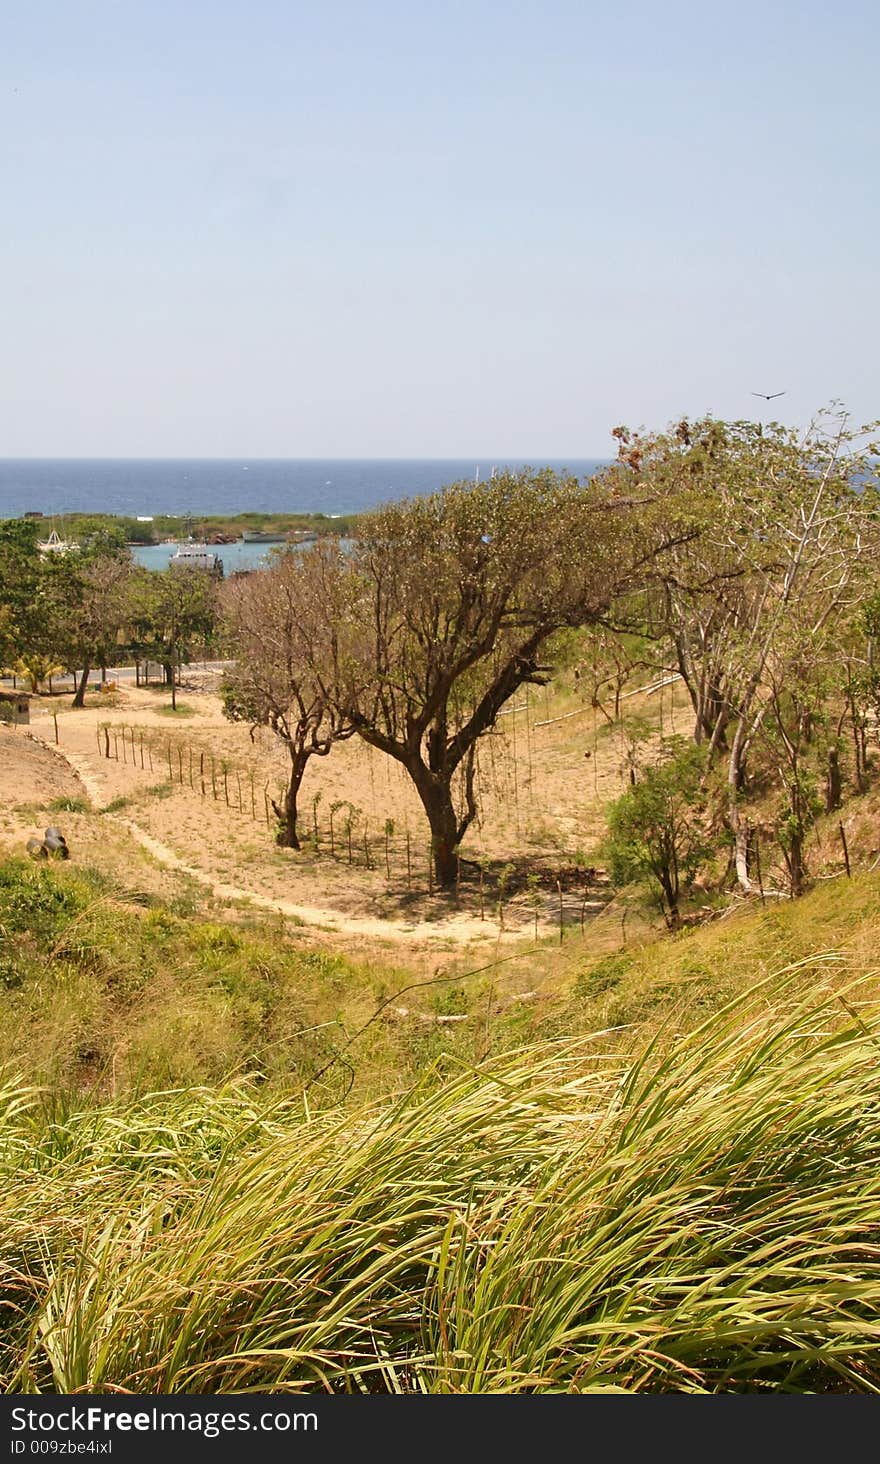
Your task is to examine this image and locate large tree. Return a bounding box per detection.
[0,520,43,670]
[128,566,218,710]
[627,410,879,890]
[332,468,694,886]
[48,546,136,707]
[0,521,134,703]
[221,544,357,848]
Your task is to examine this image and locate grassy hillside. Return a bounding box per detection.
[0,855,410,1104]
[4,848,880,1392]
[3,851,879,1101]
[4,969,880,1392]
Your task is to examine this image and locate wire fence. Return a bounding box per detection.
[94,719,610,932]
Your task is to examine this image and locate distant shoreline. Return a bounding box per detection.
[17,509,362,546]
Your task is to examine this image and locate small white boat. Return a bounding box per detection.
[170,541,223,573]
[37,529,72,555]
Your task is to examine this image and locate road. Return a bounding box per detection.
[1,660,233,692]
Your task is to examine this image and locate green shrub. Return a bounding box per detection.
[605,738,714,927]
[48,796,89,814]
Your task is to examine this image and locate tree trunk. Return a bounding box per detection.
[825,747,842,813]
[163,662,177,711]
[413,775,461,887]
[660,879,681,930]
[72,665,91,709]
[271,748,308,849]
[271,782,301,849]
[728,721,751,892]
[853,719,864,793]
[785,830,806,899]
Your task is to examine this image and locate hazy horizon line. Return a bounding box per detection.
[0,453,612,464]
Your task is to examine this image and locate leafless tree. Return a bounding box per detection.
[221,544,356,848]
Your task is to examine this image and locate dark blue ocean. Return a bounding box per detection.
[0,459,607,520]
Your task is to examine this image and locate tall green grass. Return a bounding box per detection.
[4,966,880,1393]
[0,856,401,1099]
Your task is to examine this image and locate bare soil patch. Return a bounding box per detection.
[12,676,687,949]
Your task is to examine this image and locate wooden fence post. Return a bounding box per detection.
[754,832,766,906]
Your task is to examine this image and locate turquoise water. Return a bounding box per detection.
[130,541,278,573]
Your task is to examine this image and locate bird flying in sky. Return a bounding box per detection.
[751,391,786,400]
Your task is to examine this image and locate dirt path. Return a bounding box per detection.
[26,729,514,947]
[115,819,514,944]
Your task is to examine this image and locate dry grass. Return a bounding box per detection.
[4,969,880,1392]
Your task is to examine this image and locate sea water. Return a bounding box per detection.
[0,458,607,520]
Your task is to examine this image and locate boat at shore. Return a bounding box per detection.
[240,530,286,543]
[170,541,223,574]
[37,528,73,555]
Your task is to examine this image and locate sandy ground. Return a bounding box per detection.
[2,671,687,952]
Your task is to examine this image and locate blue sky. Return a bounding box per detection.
[1,0,877,456]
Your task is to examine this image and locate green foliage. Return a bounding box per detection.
[48,796,90,814]
[127,566,218,709]
[0,519,41,668]
[4,976,880,1391]
[0,860,103,942]
[156,702,196,717]
[0,856,365,1096]
[51,510,361,544]
[574,951,633,998]
[606,738,714,924]
[11,653,63,692]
